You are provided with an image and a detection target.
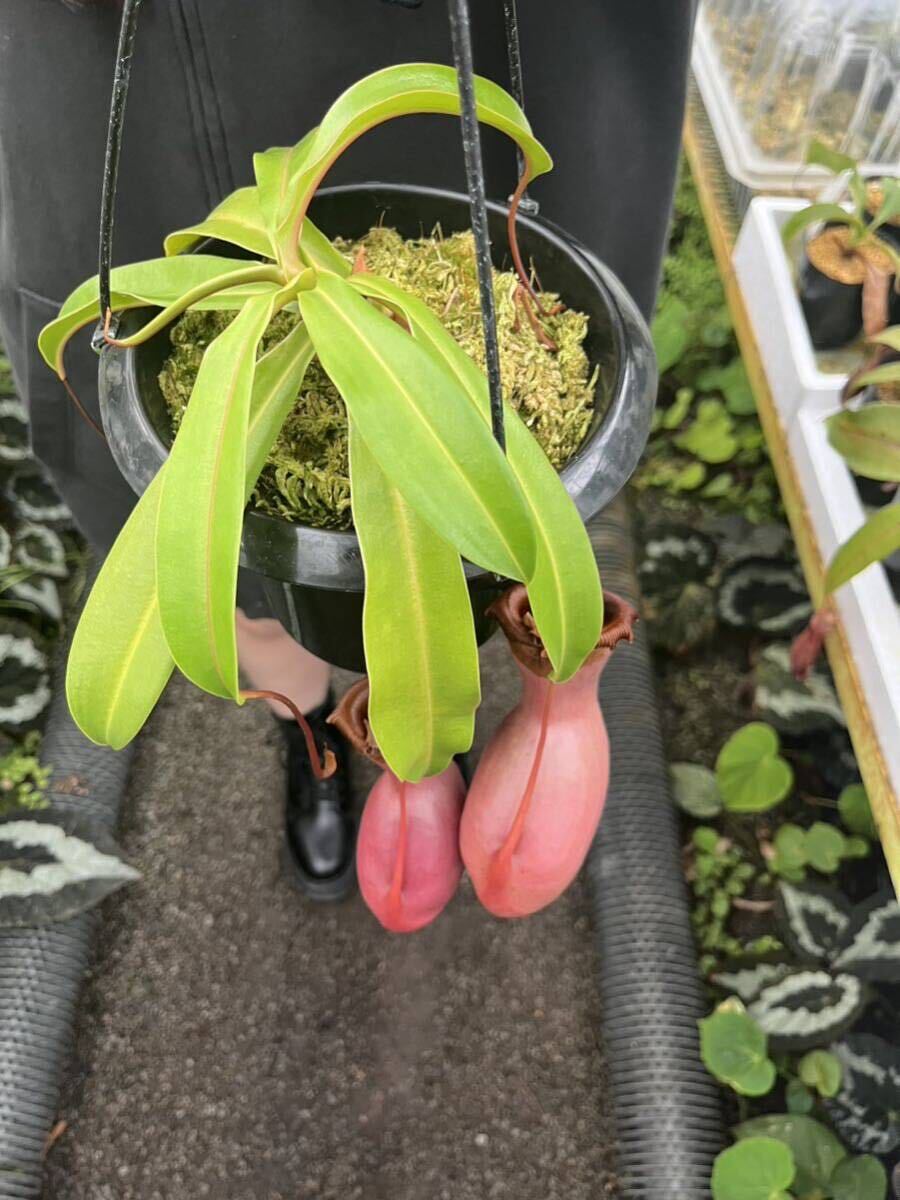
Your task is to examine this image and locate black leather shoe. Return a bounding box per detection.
[281,695,357,902]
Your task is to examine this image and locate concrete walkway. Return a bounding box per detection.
[44,636,619,1200]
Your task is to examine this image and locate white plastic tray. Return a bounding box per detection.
[733,197,850,425]
[788,409,900,794]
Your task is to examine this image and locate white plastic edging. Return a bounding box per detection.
[734,197,848,426]
[788,410,900,797]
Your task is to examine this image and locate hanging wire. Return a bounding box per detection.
[501,0,538,216]
[93,0,144,349]
[447,0,506,453]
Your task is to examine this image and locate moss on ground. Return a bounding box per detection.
[159,227,597,530]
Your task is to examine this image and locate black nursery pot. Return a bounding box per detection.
[797,239,863,351]
[99,183,656,672]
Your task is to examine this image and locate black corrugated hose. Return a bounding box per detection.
[0,563,135,1198]
[589,498,725,1199]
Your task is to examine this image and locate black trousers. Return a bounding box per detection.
[0,0,695,552]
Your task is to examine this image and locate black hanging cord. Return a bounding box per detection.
[94,0,144,348]
[501,0,537,215]
[447,0,506,453]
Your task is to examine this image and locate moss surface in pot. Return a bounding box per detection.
[159,224,598,531]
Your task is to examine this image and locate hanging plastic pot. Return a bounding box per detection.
[99,183,656,671]
[459,584,637,919]
[329,679,465,932]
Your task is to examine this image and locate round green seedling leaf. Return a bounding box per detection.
[830,1155,888,1200]
[651,296,691,375]
[838,784,878,840]
[699,1008,777,1096]
[842,836,870,859]
[711,1138,795,1200]
[798,1050,842,1098]
[735,1115,847,1196]
[803,822,846,874]
[716,723,794,813]
[670,762,723,818]
[771,824,808,883]
[786,1078,815,1114]
[694,825,721,854]
[674,461,707,491]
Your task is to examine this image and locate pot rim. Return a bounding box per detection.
[99,181,656,591]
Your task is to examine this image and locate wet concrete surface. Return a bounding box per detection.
[44,635,619,1200]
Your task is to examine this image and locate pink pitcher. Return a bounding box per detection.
[330,681,465,933]
[460,585,636,919]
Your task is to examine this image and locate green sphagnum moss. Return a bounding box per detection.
[159,226,597,530]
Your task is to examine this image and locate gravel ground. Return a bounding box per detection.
[44,633,619,1200]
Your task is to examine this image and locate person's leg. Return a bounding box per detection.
[234,609,357,901]
[235,610,331,719]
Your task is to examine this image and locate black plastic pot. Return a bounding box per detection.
[99,183,656,671]
[797,226,864,351]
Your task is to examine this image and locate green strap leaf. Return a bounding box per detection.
[806,138,857,177]
[156,294,276,699]
[350,272,602,679]
[827,403,900,480]
[780,203,859,246]
[39,255,278,377]
[95,265,283,353]
[349,420,479,780]
[825,504,900,595]
[851,360,900,390]
[275,63,552,262]
[163,187,275,259]
[299,272,535,581]
[298,219,353,276]
[66,472,172,751]
[869,178,900,231]
[66,320,315,748]
[868,327,900,353]
[253,137,316,242]
[161,163,346,277]
[244,320,316,481]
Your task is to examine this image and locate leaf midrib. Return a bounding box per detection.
[199,317,264,694]
[389,482,435,765]
[102,589,160,747]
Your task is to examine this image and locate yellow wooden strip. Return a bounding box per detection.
[684,97,900,894]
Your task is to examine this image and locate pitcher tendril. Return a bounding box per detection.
[241,690,336,779]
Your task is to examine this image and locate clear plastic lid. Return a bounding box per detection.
[698,0,900,187]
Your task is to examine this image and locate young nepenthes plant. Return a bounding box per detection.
[783,140,900,350]
[40,63,604,790]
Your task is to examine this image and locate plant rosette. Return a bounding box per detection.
[782,142,900,352]
[41,64,653,794]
